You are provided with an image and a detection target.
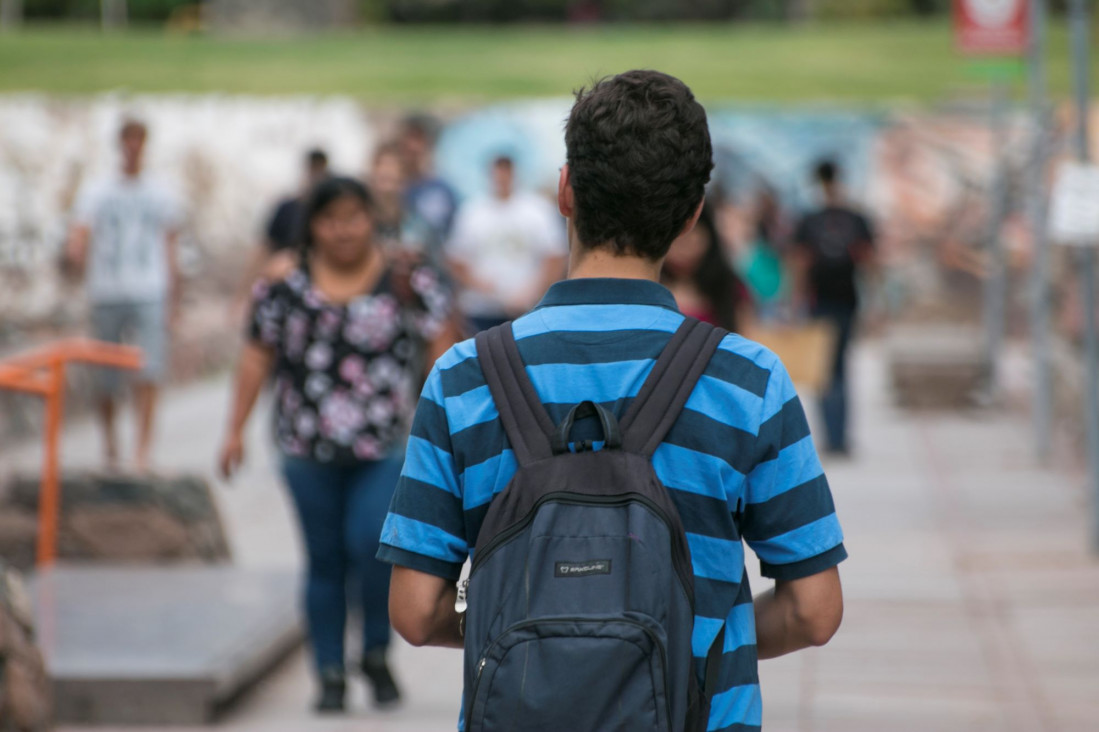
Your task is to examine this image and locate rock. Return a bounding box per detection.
[66,507,192,561]
[0,564,51,731]
[888,325,986,409]
[0,473,231,572]
[0,514,37,573]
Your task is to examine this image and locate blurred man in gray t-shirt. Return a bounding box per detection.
[66,119,182,472]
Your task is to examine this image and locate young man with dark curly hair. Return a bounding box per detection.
[379,70,846,732]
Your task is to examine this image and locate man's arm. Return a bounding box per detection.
[389,565,464,649]
[166,229,181,326]
[753,566,843,660]
[741,357,847,658]
[65,224,91,275]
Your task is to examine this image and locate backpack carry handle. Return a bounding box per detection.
[551,401,622,454]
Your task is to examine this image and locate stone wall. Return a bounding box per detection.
[0,564,50,732]
[0,473,231,573]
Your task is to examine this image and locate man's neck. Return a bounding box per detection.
[567,245,662,282]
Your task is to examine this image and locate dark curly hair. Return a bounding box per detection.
[565,70,714,261]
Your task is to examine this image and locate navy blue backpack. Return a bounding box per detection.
[464,318,727,732]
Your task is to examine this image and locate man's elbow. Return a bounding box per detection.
[390,608,434,647]
[799,596,843,647]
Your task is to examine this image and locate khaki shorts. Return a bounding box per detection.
[90,300,167,395]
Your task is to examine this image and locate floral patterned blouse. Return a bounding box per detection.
[248,262,450,463]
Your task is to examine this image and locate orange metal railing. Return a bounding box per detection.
[0,339,143,566]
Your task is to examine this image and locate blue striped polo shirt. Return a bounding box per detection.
[378,277,847,732]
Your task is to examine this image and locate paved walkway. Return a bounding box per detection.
[9,340,1098,731]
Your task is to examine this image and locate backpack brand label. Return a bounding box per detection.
[554,559,612,578]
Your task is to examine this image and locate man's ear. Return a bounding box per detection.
[678,199,705,238]
[558,164,574,219]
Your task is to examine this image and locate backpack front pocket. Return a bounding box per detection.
[466,616,672,732]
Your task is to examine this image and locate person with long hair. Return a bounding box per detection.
[662,201,751,332]
[218,177,455,713]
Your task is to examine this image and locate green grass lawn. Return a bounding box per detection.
[0,20,1094,103]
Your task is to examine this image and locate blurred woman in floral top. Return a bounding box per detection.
[218,177,456,714]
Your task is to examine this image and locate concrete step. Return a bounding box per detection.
[31,564,302,724]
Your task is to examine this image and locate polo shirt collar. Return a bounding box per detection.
[535,277,680,312]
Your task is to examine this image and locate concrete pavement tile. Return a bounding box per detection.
[973,565,1099,606]
[838,561,966,603]
[221,640,463,730]
[809,689,1010,732]
[1010,606,1099,673]
[1032,671,1099,711]
[813,647,993,692]
[1049,699,1099,732]
[824,602,981,657]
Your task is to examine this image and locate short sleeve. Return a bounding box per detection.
[742,358,846,580]
[246,279,285,350]
[377,363,467,580]
[71,180,102,228]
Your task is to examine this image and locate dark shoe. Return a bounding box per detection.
[361,648,401,706]
[315,667,346,713]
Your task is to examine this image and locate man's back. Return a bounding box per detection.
[794,205,874,310]
[380,277,846,731]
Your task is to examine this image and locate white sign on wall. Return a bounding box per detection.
[1049,161,1099,247]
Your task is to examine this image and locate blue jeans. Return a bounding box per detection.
[813,304,857,453]
[282,453,403,672]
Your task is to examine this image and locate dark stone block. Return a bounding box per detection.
[0,473,231,572]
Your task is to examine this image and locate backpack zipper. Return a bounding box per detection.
[470,492,695,606]
[467,616,674,732]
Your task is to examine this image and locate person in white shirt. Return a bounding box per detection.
[66,119,183,472]
[445,155,567,333]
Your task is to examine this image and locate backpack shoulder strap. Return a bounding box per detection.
[619,317,727,457]
[475,323,556,466]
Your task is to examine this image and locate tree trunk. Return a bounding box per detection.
[786,0,814,22]
[0,0,24,30]
[101,0,128,30]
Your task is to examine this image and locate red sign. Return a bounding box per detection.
[954,0,1029,56]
